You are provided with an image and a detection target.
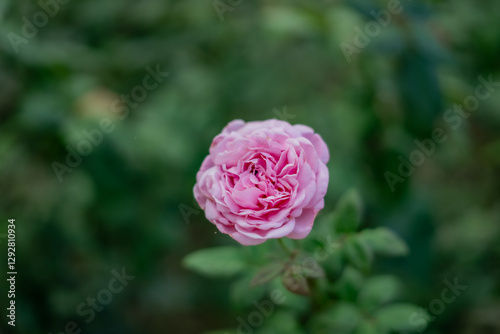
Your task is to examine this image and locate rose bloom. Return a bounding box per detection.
[193,119,329,245]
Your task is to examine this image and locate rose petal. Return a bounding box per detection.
[230,231,267,245]
[235,218,295,239]
[232,187,264,209]
[287,209,316,239]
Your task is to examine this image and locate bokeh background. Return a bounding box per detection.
[1,0,500,333]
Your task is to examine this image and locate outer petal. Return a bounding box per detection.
[193,184,207,209]
[234,219,295,240]
[287,208,316,239]
[205,200,220,221]
[307,163,329,209]
[230,231,267,245]
[223,119,246,133]
[305,133,329,164]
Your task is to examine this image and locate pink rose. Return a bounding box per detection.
[193,119,330,246]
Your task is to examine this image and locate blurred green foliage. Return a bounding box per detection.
[184,190,425,334]
[0,0,500,333]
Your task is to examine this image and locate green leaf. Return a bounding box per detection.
[334,266,364,302]
[231,274,267,308]
[251,261,287,287]
[343,235,373,271]
[310,302,363,334]
[303,230,343,276]
[353,319,384,334]
[334,189,363,233]
[374,303,430,332]
[242,240,275,265]
[308,212,336,241]
[357,276,401,312]
[256,310,304,334]
[361,227,409,257]
[182,246,246,277]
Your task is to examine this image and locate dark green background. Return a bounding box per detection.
[0,0,499,333]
